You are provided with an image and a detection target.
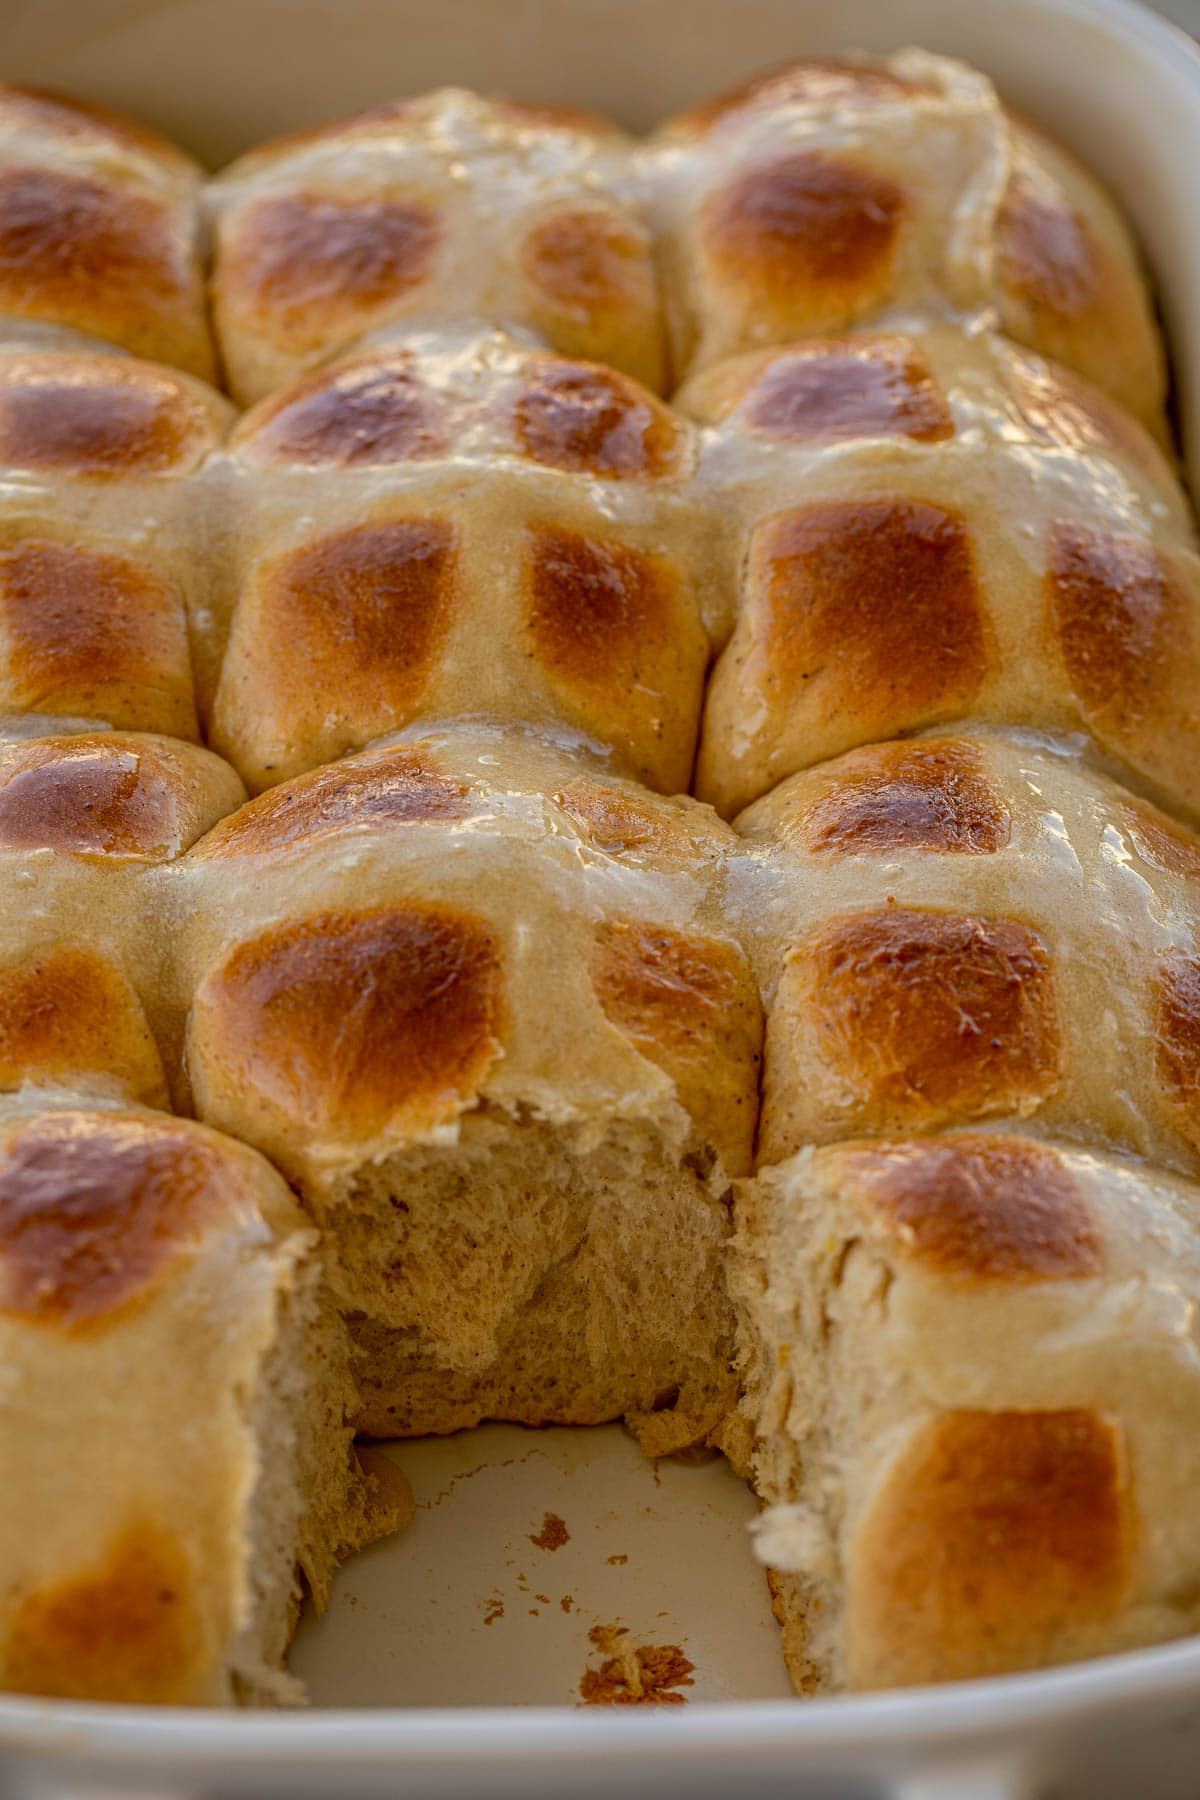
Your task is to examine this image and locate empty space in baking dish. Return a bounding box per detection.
[289,1425,793,1707]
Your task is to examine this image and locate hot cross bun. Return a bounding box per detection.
[648,52,1165,432]
[0,348,234,734]
[0,725,243,1106]
[733,730,1200,1174]
[169,719,759,1453]
[0,1095,408,1704]
[0,51,1191,1710]
[209,328,712,793]
[736,1134,1200,1689]
[208,92,666,404]
[682,327,1197,818]
[0,87,214,379]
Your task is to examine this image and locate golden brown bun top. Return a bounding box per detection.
[191,716,732,870]
[0,729,245,861]
[0,350,232,477]
[0,1104,285,1333]
[732,730,1200,1179]
[830,1132,1102,1282]
[230,326,692,481]
[190,899,508,1153]
[992,115,1166,431]
[651,50,1164,431]
[209,90,662,403]
[760,1127,1200,1368]
[680,323,1184,524]
[211,327,709,798]
[217,88,628,184]
[738,735,1014,860]
[0,86,213,381]
[734,728,1192,861]
[0,86,203,186]
[179,720,758,1179]
[657,56,941,141]
[763,1121,1200,1338]
[849,1404,1132,1686]
[687,321,1194,820]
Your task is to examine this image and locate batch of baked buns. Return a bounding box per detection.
[1,48,1199,1707]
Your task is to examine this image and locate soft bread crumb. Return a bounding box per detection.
[751,1503,838,1579]
[338,1109,737,1450]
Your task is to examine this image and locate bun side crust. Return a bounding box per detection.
[0,537,196,740]
[0,352,226,476]
[0,734,242,860]
[0,1108,255,1329]
[591,919,762,1176]
[3,1520,204,1703]
[0,948,166,1106]
[847,1409,1132,1687]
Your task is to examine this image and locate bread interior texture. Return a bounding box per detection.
[232,1259,409,1703]
[309,1105,738,1458]
[714,1170,841,1691]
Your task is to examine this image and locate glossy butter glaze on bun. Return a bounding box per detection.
[0,51,1194,1706]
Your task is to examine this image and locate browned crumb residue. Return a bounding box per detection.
[606,1553,629,1566]
[560,1594,574,1614]
[529,1511,570,1551]
[482,1593,505,1626]
[578,1622,695,1706]
[421,1451,540,1509]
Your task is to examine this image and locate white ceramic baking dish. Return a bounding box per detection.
[3,0,1200,1792]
